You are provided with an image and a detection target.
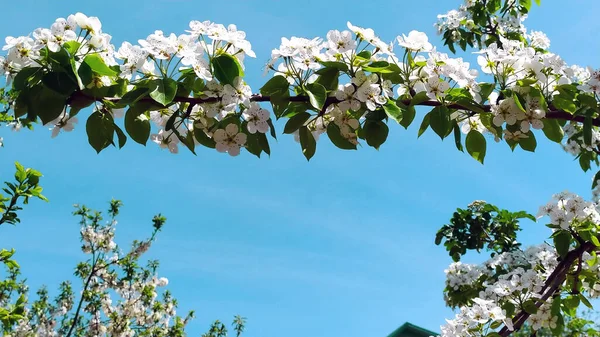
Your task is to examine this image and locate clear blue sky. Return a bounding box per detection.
[1,1,599,337]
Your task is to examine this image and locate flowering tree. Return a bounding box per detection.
[2,0,600,336]
[0,163,246,337]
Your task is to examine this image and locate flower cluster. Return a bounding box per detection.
[442,244,558,336]
[435,0,527,45]
[0,13,268,157]
[441,190,600,337]
[537,191,600,230]
[266,23,483,146]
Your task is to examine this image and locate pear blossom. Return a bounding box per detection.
[151,129,179,154]
[242,103,270,134]
[396,30,432,51]
[213,124,247,156]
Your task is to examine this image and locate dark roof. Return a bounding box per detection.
[386,322,439,337]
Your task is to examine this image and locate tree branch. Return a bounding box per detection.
[67,90,600,127]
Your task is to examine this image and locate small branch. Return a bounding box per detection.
[0,193,20,226]
[65,264,97,337]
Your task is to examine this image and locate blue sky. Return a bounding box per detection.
[1,1,600,337]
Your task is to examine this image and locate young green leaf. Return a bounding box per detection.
[86,111,115,153]
[305,83,327,111]
[299,126,316,160]
[466,130,486,164]
[149,78,177,106]
[83,54,118,76]
[363,120,389,150]
[212,54,243,86]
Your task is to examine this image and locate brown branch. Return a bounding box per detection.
[67,90,600,127]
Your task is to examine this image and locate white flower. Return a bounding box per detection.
[213,124,247,156]
[396,31,432,51]
[151,129,179,154]
[47,110,78,138]
[73,13,102,35]
[222,76,252,106]
[326,30,356,53]
[529,30,550,49]
[355,83,386,111]
[242,103,270,134]
[335,84,362,112]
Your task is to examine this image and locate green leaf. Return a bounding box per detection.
[453,124,463,152]
[383,100,402,123]
[27,85,67,125]
[518,131,537,152]
[584,116,593,146]
[257,132,270,156]
[244,131,261,157]
[399,105,416,129]
[63,40,81,55]
[260,75,290,96]
[479,83,495,103]
[305,83,327,111]
[592,171,600,189]
[522,300,538,314]
[260,76,291,119]
[315,68,339,91]
[466,130,486,164]
[578,94,597,109]
[563,296,580,310]
[455,98,485,113]
[193,127,216,149]
[212,54,243,86]
[42,72,77,95]
[356,50,372,60]
[553,96,577,114]
[114,124,127,149]
[299,126,316,160]
[120,87,150,106]
[429,106,451,139]
[83,54,118,76]
[327,123,357,150]
[267,119,277,139]
[418,112,431,137]
[174,129,196,155]
[86,111,115,153]
[149,78,178,106]
[12,67,41,91]
[513,94,527,112]
[284,112,311,134]
[320,61,349,72]
[124,104,151,145]
[411,91,430,106]
[363,120,389,150]
[554,230,571,258]
[542,119,564,143]
[363,61,394,73]
[578,294,593,309]
[77,61,94,88]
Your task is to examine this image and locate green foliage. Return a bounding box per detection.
[0,162,48,226]
[436,200,535,261]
